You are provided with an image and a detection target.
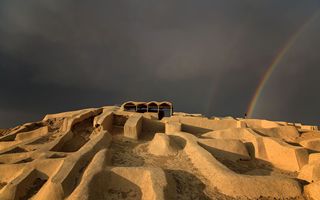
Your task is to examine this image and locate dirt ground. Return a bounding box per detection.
[110,127,308,200]
[110,130,237,200]
[0,108,316,200]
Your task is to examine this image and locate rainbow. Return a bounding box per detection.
[247,11,320,118]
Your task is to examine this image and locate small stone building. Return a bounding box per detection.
[121,101,173,119]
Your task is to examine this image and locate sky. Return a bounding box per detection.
[0,0,320,128]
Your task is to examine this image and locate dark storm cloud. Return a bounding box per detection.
[0,0,320,127]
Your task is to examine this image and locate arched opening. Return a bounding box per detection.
[121,101,173,119]
[147,102,159,113]
[159,102,172,119]
[136,103,147,113]
[123,102,136,112]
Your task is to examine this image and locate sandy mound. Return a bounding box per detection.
[300,138,320,152]
[148,133,179,156]
[198,138,250,161]
[253,126,300,143]
[0,105,319,200]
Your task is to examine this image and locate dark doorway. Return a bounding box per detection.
[136,103,147,113]
[123,102,136,112]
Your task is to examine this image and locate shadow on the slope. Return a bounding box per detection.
[110,137,145,167]
[181,124,212,137]
[87,171,143,200]
[164,169,211,200]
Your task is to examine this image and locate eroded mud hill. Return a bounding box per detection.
[0,106,319,200]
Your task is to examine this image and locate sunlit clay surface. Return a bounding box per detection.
[0,104,319,199]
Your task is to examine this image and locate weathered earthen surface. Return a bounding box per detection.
[0,105,318,199]
[124,114,143,140]
[165,121,182,134]
[298,161,320,182]
[203,128,308,171]
[304,181,320,200]
[168,131,303,199]
[309,153,320,164]
[148,133,178,156]
[253,126,300,143]
[300,138,320,152]
[198,138,250,161]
